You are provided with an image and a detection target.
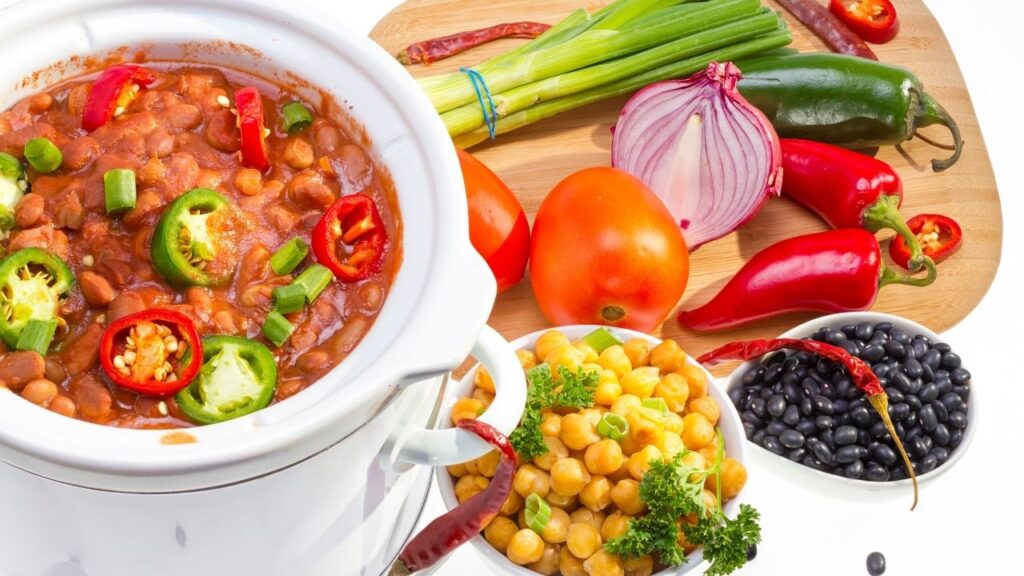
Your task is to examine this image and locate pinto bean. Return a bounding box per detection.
[167,103,203,131]
[123,190,163,226]
[185,287,214,320]
[145,130,174,158]
[107,291,145,323]
[137,158,166,185]
[267,204,300,233]
[0,351,46,391]
[59,323,103,377]
[69,374,113,423]
[337,143,373,192]
[359,281,385,313]
[53,191,85,230]
[67,83,92,118]
[44,357,67,384]
[61,136,99,171]
[314,124,342,155]
[48,394,77,418]
[163,153,199,194]
[284,138,314,169]
[27,93,54,114]
[196,169,223,190]
[79,271,115,308]
[21,378,58,407]
[297,350,331,374]
[14,194,44,228]
[177,71,225,101]
[205,108,240,152]
[7,225,69,259]
[328,315,370,357]
[213,309,247,335]
[287,170,335,209]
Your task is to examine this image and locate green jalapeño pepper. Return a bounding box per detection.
[737,53,963,172]
[0,248,74,349]
[151,188,240,287]
[175,336,277,424]
[0,153,28,232]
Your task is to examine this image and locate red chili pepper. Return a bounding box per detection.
[890,214,963,270]
[775,0,878,60]
[699,337,918,510]
[99,308,202,396]
[390,419,518,575]
[81,64,156,132]
[677,229,936,331]
[234,86,270,172]
[312,193,388,282]
[397,22,552,65]
[829,0,900,44]
[781,139,932,272]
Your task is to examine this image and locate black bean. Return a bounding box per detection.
[835,445,867,464]
[834,425,858,446]
[921,363,936,386]
[780,429,806,449]
[951,367,971,386]
[765,351,786,365]
[794,364,810,380]
[935,373,952,395]
[870,421,890,440]
[742,366,765,386]
[813,395,835,415]
[728,387,746,409]
[933,424,950,447]
[787,447,807,462]
[890,403,910,421]
[782,356,801,373]
[908,436,929,459]
[890,468,907,481]
[852,321,873,342]
[819,382,836,399]
[882,340,905,360]
[850,406,873,428]
[752,429,767,445]
[763,362,784,385]
[782,405,800,426]
[759,388,773,400]
[940,393,963,413]
[819,430,836,450]
[953,385,970,401]
[815,357,835,377]
[746,545,758,561]
[917,453,939,474]
[872,444,897,466]
[902,358,924,379]
[825,330,847,345]
[762,435,786,455]
[894,422,905,439]
[751,398,767,418]
[922,435,934,452]
[874,322,894,333]
[844,460,865,479]
[795,420,817,436]
[920,349,942,371]
[801,378,820,398]
[872,362,891,379]
[890,328,910,345]
[918,383,940,404]
[890,371,912,394]
[931,447,950,464]
[857,429,872,446]
[767,395,787,418]
[783,382,803,406]
[905,426,923,442]
[950,429,964,449]
[860,343,885,363]
[794,351,814,364]
[800,397,814,417]
[839,340,861,357]
[814,415,834,430]
[918,405,938,432]
[809,439,833,464]
[905,395,922,412]
[767,421,790,437]
[780,370,801,389]
[742,422,757,439]
[742,411,765,428]
[948,410,968,430]
[834,399,849,414]
[939,352,961,370]
[908,378,923,397]
[931,401,948,423]
[802,455,829,471]
[866,551,886,575]
[911,340,929,360]
[864,466,890,482]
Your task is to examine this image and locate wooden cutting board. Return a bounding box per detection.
[371,0,1002,364]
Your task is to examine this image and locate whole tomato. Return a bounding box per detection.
[530,167,689,332]
[458,149,530,292]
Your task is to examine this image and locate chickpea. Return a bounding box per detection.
[650,339,687,373]
[513,464,551,498]
[447,462,468,478]
[534,436,570,471]
[687,396,721,425]
[485,516,518,552]
[472,387,494,409]
[680,451,707,482]
[464,457,479,476]
[707,457,747,500]
[598,345,632,378]
[542,507,571,544]
[551,458,592,497]
[626,410,663,447]
[685,490,719,524]
[547,491,577,510]
[454,475,489,503]
[620,367,660,399]
[595,370,623,406]
[610,479,645,515]
[574,340,600,363]
[475,450,501,478]
[657,433,685,459]
[584,439,625,475]
[517,348,539,370]
[507,529,545,565]
[540,412,563,438]
[682,412,715,449]
[580,407,605,427]
[679,363,708,399]
[601,512,631,540]
[583,549,624,576]
[566,522,602,559]
[536,330,571,361]
[654,372,690,413]
[618,434,642,457]
[622,338,651,368]
[561,413,601,451]
[607,459,632,483]
[698,438,720,463]
[623,554,654,576]
[528,544,561,576]
[560,545,588,576]
[548,344,586,376]
[501,490,524,516]
[474,365,495,393]
[611,394,642,416]
[570,508,605,532]
[678,520,699,553]
[450,397,484,425]
[627,445,663,480]
[664,411,684,435]
[579,475,612,511]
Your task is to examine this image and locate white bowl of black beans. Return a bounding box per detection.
[724,311,975,498]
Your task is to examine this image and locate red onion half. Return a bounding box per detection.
[611,62,783,250]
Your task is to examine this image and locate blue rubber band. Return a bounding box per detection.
[460,67,497,140]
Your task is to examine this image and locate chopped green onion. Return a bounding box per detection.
[269,237,309,275]
[596,412,629,441]
[0,152,24,181]
[524,493,552,534]
[582,327,623,354]
[262,311,294,347]
[16,318,58,355]
[642,397,669,415]
[0,206,14,232]
[281,101,313,134]
[272,283,306,315]
[103,168,137,213]
[292,264,333,302]
[23,137,62,174]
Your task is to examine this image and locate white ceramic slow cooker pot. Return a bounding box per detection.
[0,1,526,574]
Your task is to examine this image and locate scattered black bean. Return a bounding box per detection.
[762,435,786,455]
[780,429,806,449]
[767,421,790,437]
[746,545,758,562]
[767,395,787,418]
[795,420,817,435]
[844,460,865,479]
[783,404,800,426]
[834,425,858,446]
[866,551,886,575]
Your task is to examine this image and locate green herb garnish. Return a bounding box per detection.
[508,362,599,459]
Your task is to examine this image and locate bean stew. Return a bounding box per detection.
[0,61,402,428]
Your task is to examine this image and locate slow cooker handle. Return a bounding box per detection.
[379,326,526,471]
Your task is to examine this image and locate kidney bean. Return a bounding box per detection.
[68,374,113,423]
[167,103,202,130]
[53,191,85,230]
[21,378,58,406]
[14,193,45,228]
[44,357,67,384]
[205,108,240,152]
[7,224,70,259]
[59,323,103,377]
[288,170,336,210]
[61,135,99,171]
[79,271,115,308]
[0,351,46,391]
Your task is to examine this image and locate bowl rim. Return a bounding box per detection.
[436,324,750,576]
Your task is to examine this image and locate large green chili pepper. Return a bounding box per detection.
[737,53,963,172]
[0,248,74,349]
[175,335,278,424]
[151,188,239,287]
[0,153,28,232]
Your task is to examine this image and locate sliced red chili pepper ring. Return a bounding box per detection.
[234,86,270,172]
[829,0,900,45]
[99,308,203,396]
[889,213,963,270]
[312,193,388,282]
[81,64,157,132]
[390,419,517,575]
[699,338,919,510]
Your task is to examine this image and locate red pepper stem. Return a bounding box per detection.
[913,88,963,172]
[862,195,924,271]
[878,255,936,288]
[868,393,919,510]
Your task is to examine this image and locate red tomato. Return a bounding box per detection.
[530,167,689,332]
[829,0,900,44]
[458,149,530,292]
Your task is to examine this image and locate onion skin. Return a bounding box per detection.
[611,62,782,250]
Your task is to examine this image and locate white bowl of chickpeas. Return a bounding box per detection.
[437,325,750,576]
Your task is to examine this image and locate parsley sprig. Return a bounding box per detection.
[508,363,598,460]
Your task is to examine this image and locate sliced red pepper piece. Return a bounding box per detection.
[234,86,270,172]
[81,64,156,132]
[889,213,963,270]
[312,193,388,282]
[99,308,202,396]
[828,0,900,44]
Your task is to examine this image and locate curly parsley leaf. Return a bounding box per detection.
[553,365,598,409]
[684,504,762,576]
[507,363,597,460]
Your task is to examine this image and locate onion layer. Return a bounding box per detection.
[611,62,782,250]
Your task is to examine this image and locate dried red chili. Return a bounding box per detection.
[99,308,202,396]
[234,86,270,172]
[81,64,156,132]
[390,419,517,575]
[699,337,919,510]
[312,193,388,282]
[397,22,551,65]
